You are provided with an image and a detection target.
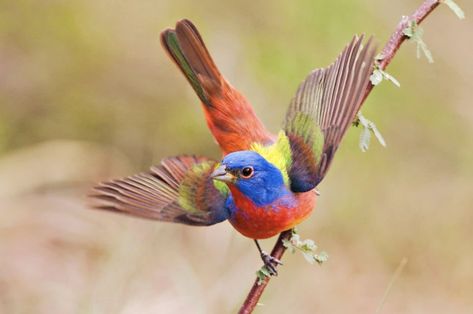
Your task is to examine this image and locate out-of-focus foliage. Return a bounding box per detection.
[0,0,472,313]
[444,0,465,19]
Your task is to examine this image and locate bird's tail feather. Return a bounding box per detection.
[160,19,222,107]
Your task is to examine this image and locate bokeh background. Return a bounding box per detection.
[1,0,472,313]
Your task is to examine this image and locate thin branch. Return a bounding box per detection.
[238,230,292,314]
[376,257,409,313]
[239,1,442,313]
[361,0,440,103]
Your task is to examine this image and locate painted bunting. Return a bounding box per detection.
[91,19,375,274]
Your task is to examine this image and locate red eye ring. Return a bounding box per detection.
[240,166,254,179]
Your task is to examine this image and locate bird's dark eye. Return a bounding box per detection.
[240,166,254,179]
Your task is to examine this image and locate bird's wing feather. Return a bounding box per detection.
[160,19,273,154]
[284,36,376,192]
[90,156,229,226]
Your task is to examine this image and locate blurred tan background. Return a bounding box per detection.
[1,0,472,313]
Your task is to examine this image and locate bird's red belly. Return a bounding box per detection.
[229,189,316,239]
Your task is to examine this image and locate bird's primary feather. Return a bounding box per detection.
[91,156,229,226]
[284,35,376,192]
[160,19,273,154]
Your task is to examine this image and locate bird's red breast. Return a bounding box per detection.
[228,186,317,239]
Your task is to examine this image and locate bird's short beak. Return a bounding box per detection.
[211,164,235,183]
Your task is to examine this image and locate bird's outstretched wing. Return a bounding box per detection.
[160,19,273,154]
[90,156,229,226]
[284,36,376,192]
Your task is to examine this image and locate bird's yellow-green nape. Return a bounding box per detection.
[250,131,293,185]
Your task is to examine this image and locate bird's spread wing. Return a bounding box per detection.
[160,19,273,154]
[90,156,229,226]
[283,36,376,192]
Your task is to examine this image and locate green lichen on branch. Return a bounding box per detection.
[256,266,272,285]
[402,20,434,63]
[353,112,387,152]
[282,229,328,265]
[370,54,400,87]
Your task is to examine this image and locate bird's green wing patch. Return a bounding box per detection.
[91,156,229,226]
[284,35,376,192]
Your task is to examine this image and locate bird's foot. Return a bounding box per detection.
[260,251,283,276]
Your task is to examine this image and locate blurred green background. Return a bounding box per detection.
[1,0,472,313]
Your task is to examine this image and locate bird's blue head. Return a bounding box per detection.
[211,151,288,206]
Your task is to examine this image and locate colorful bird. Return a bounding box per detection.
[91,19,375,274]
